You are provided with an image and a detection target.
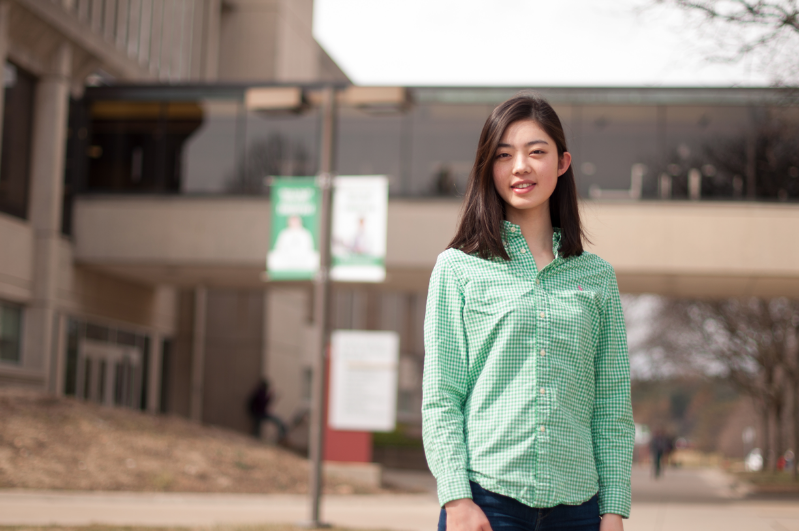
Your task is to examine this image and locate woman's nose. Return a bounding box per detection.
[512,154,531,175]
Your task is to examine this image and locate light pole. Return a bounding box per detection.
[306,85,336,528]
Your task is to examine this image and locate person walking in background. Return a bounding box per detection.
[247,379,287,443]
[422,93,634,531]
[650,429,668,479]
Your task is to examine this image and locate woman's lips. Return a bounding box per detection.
[511,182,536,194]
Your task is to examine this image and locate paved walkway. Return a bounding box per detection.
[1,467,798,531]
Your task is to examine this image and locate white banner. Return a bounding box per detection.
[328,330,399,432]
[330,176,388,282]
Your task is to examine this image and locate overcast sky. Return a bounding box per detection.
[313,0,770,87]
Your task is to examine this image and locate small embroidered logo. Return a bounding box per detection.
[577,285,583,291]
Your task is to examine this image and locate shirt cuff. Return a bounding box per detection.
[598,483,631,519]
[436,468,472,507]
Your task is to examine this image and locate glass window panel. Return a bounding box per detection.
[182,100,241,193]
[336,106,404,194]
[757,107,799,201]
[0,301,22,363]
[64,319,80,396]
[85,323,110,342]
[87,101,202,192]
[571,105,659,199]
[407,103,491,196]
[662,106,751,200]
[116,330,138,346]
[242,107,320,194]
[0,62,35,219]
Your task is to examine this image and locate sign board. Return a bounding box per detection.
[331,176,388,282]
[267,177,320,280]
[328,330,399,432]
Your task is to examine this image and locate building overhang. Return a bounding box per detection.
[71,196,799,298]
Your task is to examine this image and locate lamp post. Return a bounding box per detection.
[306,85,336,528]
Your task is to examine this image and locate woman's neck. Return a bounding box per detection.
[506,206,555,268]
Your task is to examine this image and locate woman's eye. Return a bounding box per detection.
[495,153,510,159]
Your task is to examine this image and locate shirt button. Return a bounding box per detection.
[540,388,545,394]
[539,312,545,318]
[540,426,545,432]
[519,248,526,254]
[536,278,541,285]
[512,227,518,232]
[540,349,546,356]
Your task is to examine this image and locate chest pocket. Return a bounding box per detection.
[463,279,532,321]
[548,289,600,374]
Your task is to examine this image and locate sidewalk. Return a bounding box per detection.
[1,468,798,531]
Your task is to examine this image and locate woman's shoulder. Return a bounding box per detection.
[567,250,616,275]
[434,247,499,282]
[562,251,619,295]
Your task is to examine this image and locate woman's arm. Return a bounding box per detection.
[422,253,473,507]
[600,513,624,531]
[591,267,635,519]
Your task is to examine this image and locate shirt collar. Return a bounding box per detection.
[501,220,562,258]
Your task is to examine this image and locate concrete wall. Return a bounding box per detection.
[218,0,280,81]
[72,196,799,298]
[0,213,33,303]
[0,213,177,388]
[202,288,265,433]
[266,288,313,446]
[216,0,347,83]
[165,289,195,418]
[580,201,799,297]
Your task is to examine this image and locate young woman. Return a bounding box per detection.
[422,94,634,531]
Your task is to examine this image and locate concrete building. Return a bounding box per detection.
[0,0,347,427]
[1,1,798,452]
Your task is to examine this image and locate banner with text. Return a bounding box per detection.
[328,330,399,432]
[267,177,320,281]
[331,176,388,282]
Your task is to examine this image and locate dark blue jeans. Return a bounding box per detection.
[438,482,600,531]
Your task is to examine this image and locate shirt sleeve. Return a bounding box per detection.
[422,252,472,507]
[591,267,635,518]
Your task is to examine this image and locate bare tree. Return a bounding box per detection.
[648,297,799,474]
[655,0,799,83]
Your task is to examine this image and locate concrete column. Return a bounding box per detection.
[25,42,72,388]
[189,286,207,422]
[147,332,163,414]
[0,1,10,171]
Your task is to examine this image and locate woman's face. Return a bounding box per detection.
[492,119,571,221]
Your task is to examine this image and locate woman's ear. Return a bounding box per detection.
[558,152,572,177]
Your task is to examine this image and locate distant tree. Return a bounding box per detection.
[654,0,799,83]
[647,297,799,474]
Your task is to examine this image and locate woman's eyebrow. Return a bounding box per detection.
[497,139,550,148]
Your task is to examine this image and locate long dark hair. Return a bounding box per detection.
[448,93,587,260]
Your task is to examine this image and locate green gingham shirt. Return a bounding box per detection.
[422,222,634,518]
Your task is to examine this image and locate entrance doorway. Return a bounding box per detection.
[75,339,143,408]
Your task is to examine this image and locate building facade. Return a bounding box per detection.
[1,1,799,449]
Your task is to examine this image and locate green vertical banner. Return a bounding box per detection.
[267,177,320,280]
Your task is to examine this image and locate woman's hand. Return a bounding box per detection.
[444,498,493,531]
[600,513,624,531]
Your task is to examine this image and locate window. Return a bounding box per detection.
[0,62,35,219]
[0,300,22,363]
